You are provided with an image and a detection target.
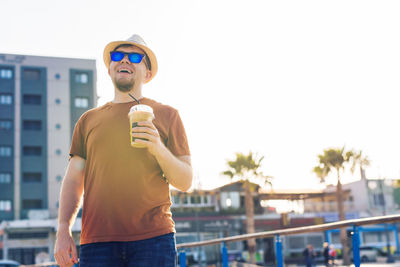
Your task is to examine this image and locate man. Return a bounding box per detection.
[323,242,330,266]
[54,34,192,267]
[303,244,316,267]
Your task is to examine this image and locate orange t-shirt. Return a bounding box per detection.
[69,97,190,244]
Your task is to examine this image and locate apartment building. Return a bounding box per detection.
[0,53,96,222]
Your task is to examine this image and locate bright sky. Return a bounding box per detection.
[2,0,400,192]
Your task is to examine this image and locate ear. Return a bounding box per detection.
[144,69,152,83]
[108,68,111,76]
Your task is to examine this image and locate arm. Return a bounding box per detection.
[133,121,193,191]
[154,147,193,192]
[54,156,85,267]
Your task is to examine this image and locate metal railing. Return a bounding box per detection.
[17,214,400,267]
[176,214,400,267]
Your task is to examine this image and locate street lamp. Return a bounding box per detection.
[368,179,394,263]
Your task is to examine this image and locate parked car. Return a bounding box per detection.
[350,246,385,262]
[0,259,20,267]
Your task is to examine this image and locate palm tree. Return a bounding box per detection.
[350,150,370,180]
[222,151,272,263]
[313,147,353,265]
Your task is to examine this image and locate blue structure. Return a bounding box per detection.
[275,234,283,267]
[325,224,399,253]
[352,225,361,267]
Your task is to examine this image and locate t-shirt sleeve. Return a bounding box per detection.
[69,115,87,160]
[167,110,190,157]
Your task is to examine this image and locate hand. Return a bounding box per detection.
[54,229,78,267]
[132,121,164,155]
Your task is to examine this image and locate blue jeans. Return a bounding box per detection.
[79,233,176,267]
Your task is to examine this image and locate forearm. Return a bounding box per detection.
[154,145,193,192]
[58,178,83,230]
[57,157,85,231]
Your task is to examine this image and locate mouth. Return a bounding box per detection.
[117,68,133,74]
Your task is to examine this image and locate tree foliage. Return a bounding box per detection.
[222,151,273,188]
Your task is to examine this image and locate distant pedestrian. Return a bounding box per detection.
[329,244,337,266]
[323,242,330,266]
[303,244,316,267]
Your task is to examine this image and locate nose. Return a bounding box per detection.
[120,54,131,64]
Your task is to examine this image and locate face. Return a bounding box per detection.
[108,45,151,92]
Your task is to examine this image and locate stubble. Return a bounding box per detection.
[113,77,135,92]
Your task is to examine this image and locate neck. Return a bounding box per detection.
[113,88,143,103]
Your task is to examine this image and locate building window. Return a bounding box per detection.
[190,195,201,204]
[55,73,61,80]
[0,173,11,183]
[8,232,48,239]
[0,200,12,212]
[55,149,62,155]
[363,232,380,243]
[55,123,61,130]
[0,68,13,79]
[23,172,42,183]
[23,120,42,131]
[373,193,385,206]
[22,199,42,209]
[0,120,12,130]
[173,195,180,205]
[75,97,89,108]
[75,73,88,84]
[8,247,48,264]
[23,94,41,105]
[288,236,305,249]
[23,146,42,156]
[55,98,61,104]
[23,68,41,80]
[0,94,13,105]
[0,146,12,157]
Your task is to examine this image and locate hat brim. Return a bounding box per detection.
[103,41,158,83]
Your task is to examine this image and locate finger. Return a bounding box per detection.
[132,132,157,142]
[61,247,75,267]
[136,121,156,130]
[132,128,159,137]
[71,243,79,263]
[133,138,151,145]
[57,251,69,267]
[54,254,61,266]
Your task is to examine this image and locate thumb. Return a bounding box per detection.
[70,242,78,263]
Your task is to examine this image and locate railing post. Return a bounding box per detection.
[179,249,186,267]
[394,223,400,255]
[275,234,284,267]
[352,225,360,267]
[221,242,228,267]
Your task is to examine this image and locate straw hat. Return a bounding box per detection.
[103,34,158,83]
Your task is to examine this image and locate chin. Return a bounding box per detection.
[115,80,135,92]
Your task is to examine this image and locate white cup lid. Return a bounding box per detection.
[129,104,153,113]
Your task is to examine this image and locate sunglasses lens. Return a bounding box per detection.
[111,52,124,61]
[129,53,144,63]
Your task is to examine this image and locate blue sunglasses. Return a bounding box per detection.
[110,51,145,64]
